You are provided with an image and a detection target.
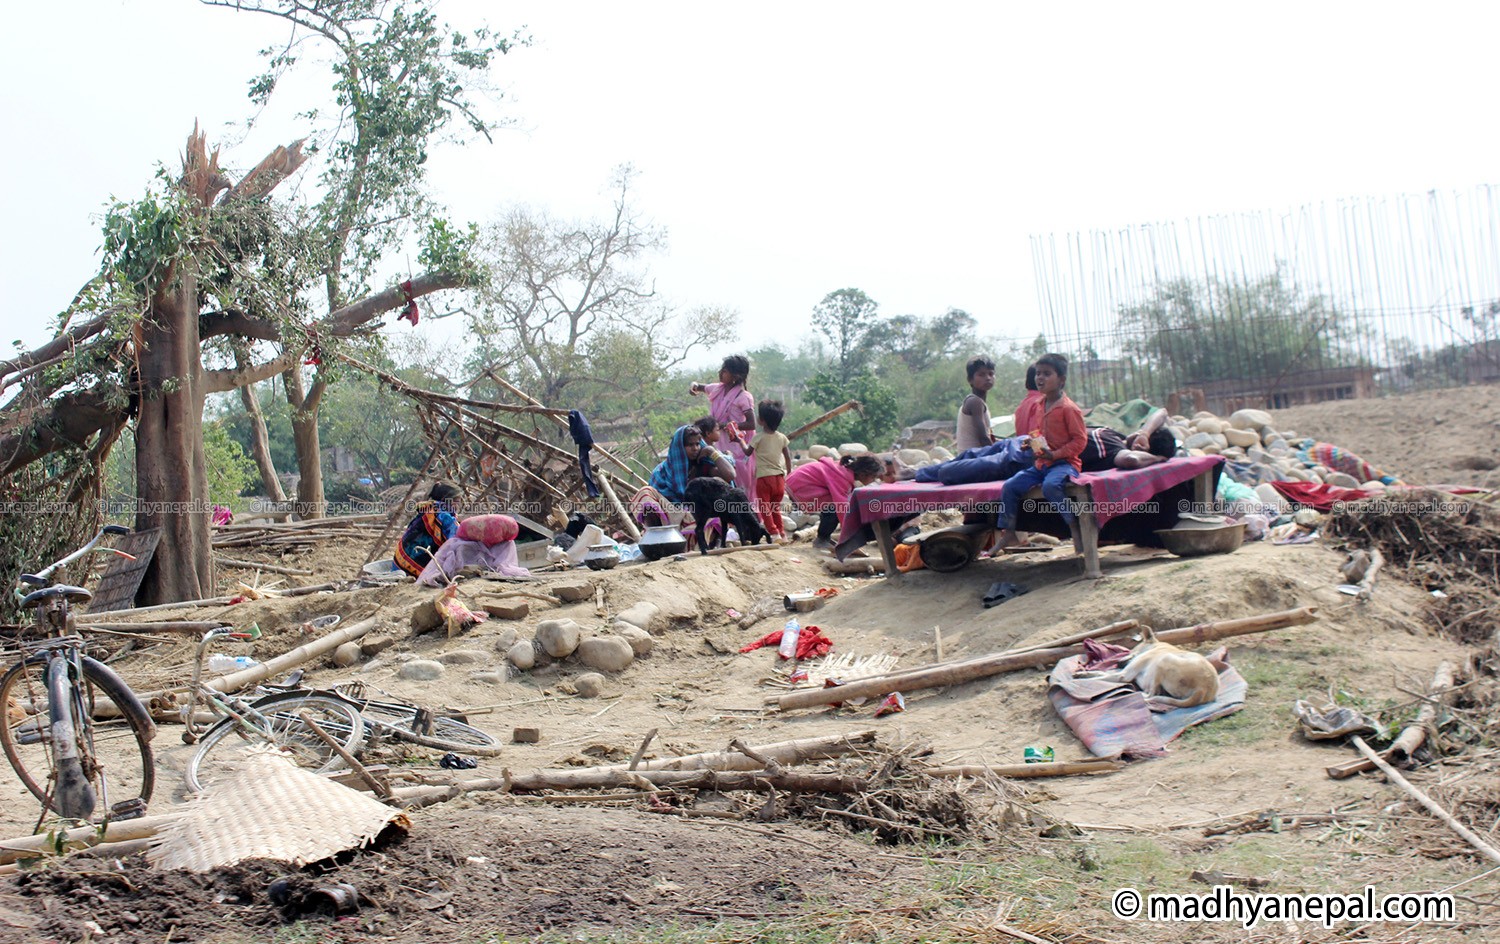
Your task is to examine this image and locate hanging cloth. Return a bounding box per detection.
[569,409,600,498]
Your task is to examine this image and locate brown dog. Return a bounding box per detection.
[1079,628,1220,709]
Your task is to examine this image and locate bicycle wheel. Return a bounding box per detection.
[0,653,156,821]
[358,701,500,754]
[185,692,365,793]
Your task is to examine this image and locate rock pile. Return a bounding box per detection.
[1164,408,1395,502]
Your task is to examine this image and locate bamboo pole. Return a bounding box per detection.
[1351,736,1500,865]
[598,472,640,541]
[772,608,1318,711]
[786,400,862,442]
[216,558,315,576]
[924,759,1123,778]
[0,815,178,866]
[440,405,568,501]
[387,730,878,807]
[79,620,231,635]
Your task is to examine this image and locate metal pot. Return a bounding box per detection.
[638,524,688,560]
[583,543,620,570]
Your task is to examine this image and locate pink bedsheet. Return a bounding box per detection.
[842,456,1223,535]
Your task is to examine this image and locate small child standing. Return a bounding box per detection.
[996,353,1088,552]
[955,355,998,453]
[751,400,793,541]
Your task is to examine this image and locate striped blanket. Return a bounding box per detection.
[841,455,1224,536]
[1048,643,1248,759]
[1298,442,1403,486]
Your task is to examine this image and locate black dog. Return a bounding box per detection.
[682,476,769,554]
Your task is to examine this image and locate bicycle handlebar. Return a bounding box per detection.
[17,525,135,596]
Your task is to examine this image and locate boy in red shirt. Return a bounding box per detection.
[996,353,1088,552]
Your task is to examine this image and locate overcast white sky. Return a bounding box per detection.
[3,1,1497,365]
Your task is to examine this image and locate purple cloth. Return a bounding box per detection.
[1046,646,1247,759]
[842,456,1223,537]
[417,538,530,586]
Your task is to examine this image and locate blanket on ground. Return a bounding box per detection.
[1047,642,1247,759]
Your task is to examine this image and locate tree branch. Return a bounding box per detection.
[199,309,280,342]
[203,349,300,394]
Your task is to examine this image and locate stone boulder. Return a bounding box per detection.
[929,446,954,461]
[360,635,396,657]
[838,443,869,457]
[573,673,605,698]
[1229,409,1274,431]
[1223,427,1259,449]
[615,602,661,634]
[506,641,536,670]
[536,619,582,658]
[807,444,834,460]
[332,642,363,668]
[1183,432,1216,451]
[398,659,444,681]
[436,649,489,665]
[896,448,930,466]
[577,636,635,672]
[615,625,655,656]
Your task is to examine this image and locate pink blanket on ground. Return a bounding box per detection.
[840,456,1224,536]
[417,538,530,586]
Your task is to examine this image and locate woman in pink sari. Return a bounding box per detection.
[689,354,756,494]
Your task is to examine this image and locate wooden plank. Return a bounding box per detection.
[85,529,161,613]
[872,519,902,583]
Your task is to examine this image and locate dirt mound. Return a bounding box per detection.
[0,805,920,943]
[1272,383,1500,487]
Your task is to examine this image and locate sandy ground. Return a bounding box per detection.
[3,384,1498,942]
[1272,384,1500,487]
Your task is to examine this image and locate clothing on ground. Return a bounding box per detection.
[1083,400,1163,436]
[417,536,530,586]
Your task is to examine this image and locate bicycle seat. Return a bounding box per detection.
[20,585,93,609]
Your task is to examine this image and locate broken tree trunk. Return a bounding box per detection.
[1389,660,1456,766]
[771,607,1319,711]
[236,358,288,503]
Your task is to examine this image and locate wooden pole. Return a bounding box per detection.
[786,400,862,442]
[925,759,1123,778]
[598,472,640,541]
[486,371,649,490]
[1351,736,1500,865]
[135,617,379,701]
[300,710,391,799]
[772,608,1318,711]
[216,557,315,576]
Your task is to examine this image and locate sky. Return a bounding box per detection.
[3,1,1498,367]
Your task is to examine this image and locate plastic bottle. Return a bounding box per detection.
[777,619,801,659]
[207,654,261,673]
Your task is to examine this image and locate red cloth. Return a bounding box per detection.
[738,625,834,659]
[1269,481,1372,511]
[1013,391,1044,438]
[755,474,786,536]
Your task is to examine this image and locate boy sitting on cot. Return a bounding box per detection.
[954,355,999,453]
[995,353,1087,553]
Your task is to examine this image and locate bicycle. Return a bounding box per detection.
[331,681,500,755]
[180,627,366,793]
[0,526,157,823]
